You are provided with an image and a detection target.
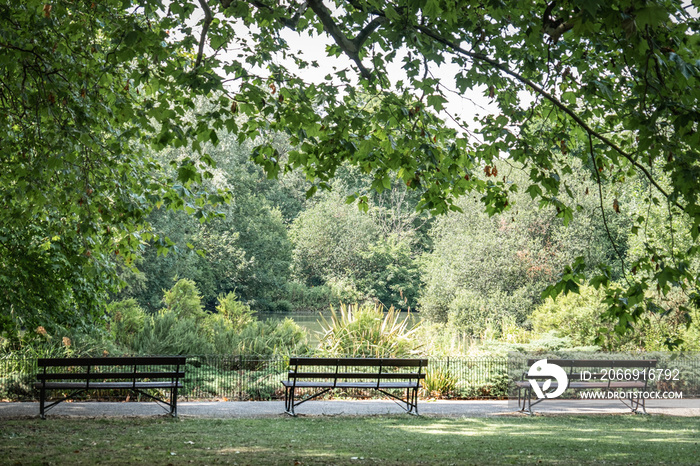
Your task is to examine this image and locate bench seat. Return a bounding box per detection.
[282,381,420,389]
[35,381,183,390]
[515,380,647,390]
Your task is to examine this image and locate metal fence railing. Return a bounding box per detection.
[2,354,698,401]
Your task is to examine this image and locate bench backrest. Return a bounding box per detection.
[525,359,657,382]
[37,356,187,382]
[526,359,657,369]
[287,357,428,381]
[289,357,427,367]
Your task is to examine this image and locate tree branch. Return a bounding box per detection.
[222,1,309,30]
[353,16,387,50]
[589,133,629,282]
[306,0,373,80]
[195,0,213,69]
[412,23,684,214]
[285,1,309,30]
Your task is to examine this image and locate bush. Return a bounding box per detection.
[447,288,532,339]
[163,278,206,321]
[131,310,215,355]
[530,285,611,348]
[422,366,458,398]
[123,283,310,358]
[317,304,421,357]
[106,299,147,348]
[215,292,254,330]
[237,319,309,358]
[278,281,335,313]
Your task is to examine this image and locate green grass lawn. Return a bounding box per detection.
[1,415,698,465]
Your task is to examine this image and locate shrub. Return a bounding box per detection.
[447,288,532,339]
[106,299,147,348]
[163,278,206,321]
[272,281,334,313]
[237,319,309,358]
[131,310,215,355]
[317,303,421,357]
[530,285,611,348]
[215,292,255,330]
[422,366,458,398]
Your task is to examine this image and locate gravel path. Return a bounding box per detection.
[1,399,699,420]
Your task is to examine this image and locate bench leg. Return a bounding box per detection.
[40,387,46,420]
[284,386,296,416]
[171,385,179,418]
[524,386,534,415]
[412,386,419,415]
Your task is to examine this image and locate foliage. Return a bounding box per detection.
[530,284,700,351]
[422,366,458,398]
[530,285,610,348]
[162,278,206,321]
[131,310,215,356]
[106,299,147,349]
[123,283,309,357]
[120,136,297,313]
[2,0,699,342]
[445,289,534,338]
[215,292,255,331]
[278,281,336,313]
[290,188,421,309]
[317,303,421,357]
[0,0,228,338]
[457,371,511,399]
[419,164,623,328]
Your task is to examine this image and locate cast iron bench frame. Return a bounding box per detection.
[34,356,186,419]
[516,358,657,414]
[282,357,428,416]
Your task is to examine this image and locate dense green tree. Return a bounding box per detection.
[121,134,298,312]
[290,185,421,309]
[419,163,629,333]
[2,0,699,339]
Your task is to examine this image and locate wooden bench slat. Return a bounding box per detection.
[38,356,187,367]
[34,381,183,390]
[526,359,657,368]
[288,357,428,367]
[36,371,185,380]
[282,381,419,389]
[36,371,185,381]
[516,380,647,389]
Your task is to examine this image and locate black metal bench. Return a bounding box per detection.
[516,358,657,414]
[34,356,186,419]
[282,357,428,416]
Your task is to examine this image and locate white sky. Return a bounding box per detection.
[273,27,499,142]
[204,1,697,144]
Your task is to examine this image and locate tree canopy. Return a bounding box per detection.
[1,0,699,340]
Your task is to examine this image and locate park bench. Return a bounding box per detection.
[516,358,657,414]
[282,357,428,416]
[34,356,186,419]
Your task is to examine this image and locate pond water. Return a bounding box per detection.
[254,310,422,346]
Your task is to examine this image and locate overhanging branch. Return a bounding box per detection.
[411,23,683,214]
[195,0,213,69]
[307,0,371,80]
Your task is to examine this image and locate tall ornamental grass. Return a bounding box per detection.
[317,303,421,357]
